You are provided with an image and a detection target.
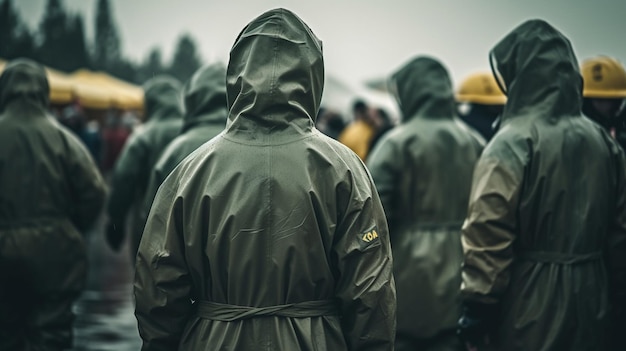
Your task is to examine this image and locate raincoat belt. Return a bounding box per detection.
[196,300,340,322]
[519,251,602,265]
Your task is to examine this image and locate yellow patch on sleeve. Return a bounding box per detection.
[357,226,381,250]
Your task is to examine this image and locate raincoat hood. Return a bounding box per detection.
[225,8,324,141]
[0,58,49,113]
[391,56,456,122]
[142,75,183,122]
[182,62,228,132]
[490,19,582,121]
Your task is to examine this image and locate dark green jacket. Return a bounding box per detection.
[461,19,626,350]
[367,57,483,339]
[135,8,396,351]
[142,63,228,222]
[107,76,183,254]
[0,59,106,348]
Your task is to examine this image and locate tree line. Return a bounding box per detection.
[0,0,203,84]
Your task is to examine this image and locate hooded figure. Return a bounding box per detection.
[142,63,228,224]
[367,57,483,350]
[134,8,396,351]
[106,76,183,255]
[0,59,107,350]
[458,20,626,350]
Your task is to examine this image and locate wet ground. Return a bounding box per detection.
[71,212,142,350]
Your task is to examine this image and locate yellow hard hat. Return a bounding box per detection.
[456,72,507,105]
[581,56,626,98]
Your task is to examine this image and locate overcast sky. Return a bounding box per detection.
[15,0,626,88]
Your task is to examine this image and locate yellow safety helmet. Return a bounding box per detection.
[581,56,626,98]
[456,72,507,105]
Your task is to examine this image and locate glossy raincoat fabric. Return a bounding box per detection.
[367,57,483,347]
[107,76,183,254]
[0,59,107,350]
[142,63,228,222]
[135,8,396,351]
[461,20,626,350]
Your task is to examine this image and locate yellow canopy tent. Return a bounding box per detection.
[71,70,144,110]
[68,73,113,109]
[46,67,75,104]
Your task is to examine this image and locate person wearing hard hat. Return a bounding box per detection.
[457,20,626,350]
[456,72,506,142]
[367,56,483,351]
[581,56,626,149]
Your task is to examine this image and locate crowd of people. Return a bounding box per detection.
[1,7,625,351]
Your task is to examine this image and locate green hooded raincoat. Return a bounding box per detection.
[134,8,396,351]
[0,59,107,349]
[142,63,228,222]
[107,76,183,254]
[461,20,626,350]
[367,57,483,347]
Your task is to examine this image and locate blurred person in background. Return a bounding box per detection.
[0,59,107,351]
[456,72,506,142]
[122,110,142,132]
[367,56,483,351]
[134,8,396,351]
[457,20,626,351]
[581,55,626,150]
[339,99,376,160]
[141,62,228,228]
[316,107,346,140]
[618,104,626,148]
[367,107,395,158]
[101,108,131,174]
[59,98,103,165]
[106,76,183,256]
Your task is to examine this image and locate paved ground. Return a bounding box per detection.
[71,209,142,350]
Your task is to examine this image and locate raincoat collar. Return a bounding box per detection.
[391,56,456,122]
[0,59,49,115]
[182,63,228,133]
[490,19,582,122]
[225,8,324,143]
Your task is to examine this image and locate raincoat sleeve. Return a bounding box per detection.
[366,137,399,223]
[461,148,523,304]
[107,133,149,226]
[608,146,626,339]
[333,168,396,350]
[134,180,192,351]
[68,136,107,231]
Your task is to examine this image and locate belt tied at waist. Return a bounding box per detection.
[196,300,339,322]
[519,251,602,265]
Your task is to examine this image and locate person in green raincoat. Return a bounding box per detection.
[106,75,183,255]
[134,8,396,351]
[142,62,228,224]
[367,56,483,351]
[458,19,626,351]
[0,59,107,350]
